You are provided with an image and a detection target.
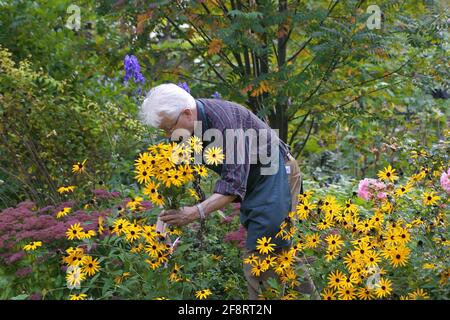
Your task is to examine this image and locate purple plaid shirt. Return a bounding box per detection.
[196,98,291,202]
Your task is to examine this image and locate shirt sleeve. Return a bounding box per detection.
[213,161,250,202]
[212,111,251,202]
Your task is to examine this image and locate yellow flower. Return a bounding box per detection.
[321,288,337,300]
[169,264,183,282]
[394,182,413,197]
[178,164,194,182]
[135,167,152,185]
[63,247,85,266]
[365,250,381,268]
[56,207,72,219]
[81,256,101,276]
[325,234,344,250]
[80,230,96,239]
[342,273,360,288]
[423,191,440,206]
[72,159,87,174]
[243,254,258,265]
[343,251,362,273]
[357,219,374,233]
[377,165,398,182]
[195,289,212,300]
[169,169,186,187]
[337,287,356,300]
[98,216,104,235]
[23,241,42,251]
[370,211,384,227]
[262,255,277,268]
[145,240,165,258]
[57,186,76,194]
[305,233,321,249]
[298,191,314,203]
[112,218,130,235]
[187,188,201,201]
[251,261,266,276]
[277,250,295,268]
[296,199,317,220]
[143,181,159,197]
[374,278,393,298]
[325,249,339,262]
[115,272,131,284]
[66,223,84,240]
[357,287,375,300]
[69,293,88,300]
[422,263,436,270]
[343,199,358,215]
[188,136,203,153]
[66,266,86,288]
[387,246,410,268]
[142,225,157,242]
[256,236,276,255]
[126,196,143,210]
[145,258,162,270]
[409,288,429,300]
[328,270,346,290]
[125,225,142,242]
[135,152,152,170]
[194,164,208,178]
[204,146,225,166]
[151,193,165,206]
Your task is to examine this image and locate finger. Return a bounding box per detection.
[160,215,180,224]
[160,209,178,217]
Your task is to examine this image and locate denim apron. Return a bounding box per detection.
[196,100,292,251]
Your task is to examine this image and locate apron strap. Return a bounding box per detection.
[195,99,209,131]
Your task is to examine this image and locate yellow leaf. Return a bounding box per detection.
[207,39,224,56]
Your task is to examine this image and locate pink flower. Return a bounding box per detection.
[441,168,450,194]
[224,225,247,248]
[357,178,387,201]
[358,178,374,200]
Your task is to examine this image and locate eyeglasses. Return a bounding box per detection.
[163,112,183,135]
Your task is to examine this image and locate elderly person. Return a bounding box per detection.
[139,83,312,299]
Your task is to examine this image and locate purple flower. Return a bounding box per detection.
[92,189,121,200]
[15,267,33,278]
[6,251,26,265]
[28,292,42,300]
[140,201,153,211]
[211,91,221,99]
[177,82,190,93]
[124,54,145,85]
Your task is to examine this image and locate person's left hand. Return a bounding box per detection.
[159,206,199,227]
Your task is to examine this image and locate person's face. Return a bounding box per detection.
[159,108,195,138]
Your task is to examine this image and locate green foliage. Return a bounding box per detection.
[0,46,151,207]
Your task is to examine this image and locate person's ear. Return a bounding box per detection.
[184,108,193,118]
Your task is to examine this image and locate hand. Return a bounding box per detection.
[159,206,199,227]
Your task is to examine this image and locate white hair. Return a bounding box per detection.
[139,83,196,128]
